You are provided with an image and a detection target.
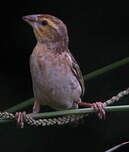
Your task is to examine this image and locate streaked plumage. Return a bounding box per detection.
[15,14,105,128]
[24,14,85,111]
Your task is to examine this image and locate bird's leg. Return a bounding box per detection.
[15,101,40,128]
[77,101,105,119]
[15,111,26,128]
[33,101,40,113]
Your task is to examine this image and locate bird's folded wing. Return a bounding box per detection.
[68,51,85,97]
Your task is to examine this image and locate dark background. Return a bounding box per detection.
[0,1,129,152]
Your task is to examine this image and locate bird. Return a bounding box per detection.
[15,14,105,128]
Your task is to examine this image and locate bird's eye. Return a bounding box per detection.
[40,20,48,26]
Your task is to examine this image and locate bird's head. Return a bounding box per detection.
[23,14,69,45]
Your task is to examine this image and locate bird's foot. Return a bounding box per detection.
[15,112,26,128]
[91,102,105,119]
[77,101,105,119]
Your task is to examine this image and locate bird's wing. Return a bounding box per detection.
[67,51,85,97]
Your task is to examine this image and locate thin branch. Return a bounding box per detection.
[105,141,129,152]
[25,105,129,119]
[5,98,34,113]
[86,56,129,80]
[1,105,129,124]
[4,56,129,113]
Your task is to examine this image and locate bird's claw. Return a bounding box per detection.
[92,102,105,119]
[15,112,26,128]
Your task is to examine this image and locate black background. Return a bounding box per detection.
[0,1,129,152]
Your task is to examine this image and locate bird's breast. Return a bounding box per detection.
[30,51,81,109]
[30,51,71,79]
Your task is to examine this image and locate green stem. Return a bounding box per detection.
[85,56,129,80]
[4,56,129,113]
[27,105,129,119]
[1,105,129,124]
[5,98,34,113]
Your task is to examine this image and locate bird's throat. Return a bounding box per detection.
[36,40,68,53]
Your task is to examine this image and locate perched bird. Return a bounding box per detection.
[16,14,105,127]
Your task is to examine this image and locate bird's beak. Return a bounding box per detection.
[22,15,38,25]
